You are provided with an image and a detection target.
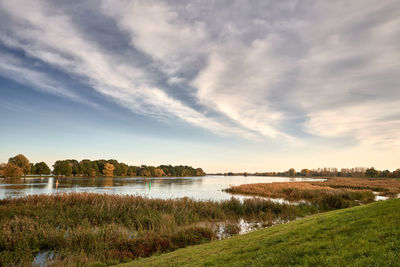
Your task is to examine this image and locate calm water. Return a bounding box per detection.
[0,175,325,200]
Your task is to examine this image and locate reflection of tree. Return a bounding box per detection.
[101,177,114,187]
[0,176,206,198]
[142,177,203,190]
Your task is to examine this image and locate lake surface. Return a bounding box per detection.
[0,175,325,200]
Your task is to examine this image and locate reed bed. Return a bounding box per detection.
[311,178,400,196]
[224,182,375,209]
[0,193,316,266]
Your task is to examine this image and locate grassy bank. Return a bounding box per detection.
[0,193,318,266]
[120,198,400,267]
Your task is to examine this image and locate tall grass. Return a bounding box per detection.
[224,182,375,209]
[0,193,317,266]
[311,178,400,196]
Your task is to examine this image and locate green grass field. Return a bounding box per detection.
[119,199,400,267]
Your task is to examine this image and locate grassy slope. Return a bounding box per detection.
[120,199,400,267]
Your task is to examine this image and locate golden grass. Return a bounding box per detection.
[311,178,400,196]
[224,181,375,206]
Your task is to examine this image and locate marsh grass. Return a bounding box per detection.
[121,199,400,267]
[224,182,375,209]
[311,177,400,196]
[0,193,317,266]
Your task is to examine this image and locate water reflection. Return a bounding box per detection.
[0,176,324,200]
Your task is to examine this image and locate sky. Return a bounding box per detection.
[0,0,399,173]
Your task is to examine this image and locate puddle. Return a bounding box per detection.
[32,251,55,267]
[237,195,308,205]
[373,192,389,201]
[192,217,286,239]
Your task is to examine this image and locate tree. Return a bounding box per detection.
[140,169,151,177]
[300,169,311,177]
[154,168,165,177]
[288,168,296,177]
[53,160,73,176]
[78,160,99,177]
[8,154,30,176]
[32,162,51,176]
[196,168,206,176]
[119,163,129,176]
[365,167,379,178]
[3,163,23,178]
[108,160,122,176]
[391,169,400,178]
[380,170,390,177]
[66,160,79,176]
[127,166,137,176]
[0,163,6,177]
[103,163,115,177]
[94,160,107,175]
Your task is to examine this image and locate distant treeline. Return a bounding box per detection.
[215,167,400,178]
[0,154,206,178]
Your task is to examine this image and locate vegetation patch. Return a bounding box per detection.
[224,182,375,209]
[311,178,400,197]
[0,193,318,266]
[119,199,400,267]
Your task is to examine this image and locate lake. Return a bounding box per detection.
[0,175,325,200]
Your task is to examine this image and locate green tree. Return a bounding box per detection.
[53,160,73,176]
[65,160,79,176]
[127,166,137,176]
[78,160,99,177]
[119,163,129,176]
[94,160,107,175]
[8,154,30,176]
[365,167,379,178]
[32,162,51,176]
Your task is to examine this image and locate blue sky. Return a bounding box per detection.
[0,0,399,172]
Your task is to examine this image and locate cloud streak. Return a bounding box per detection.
[0,0,399,149]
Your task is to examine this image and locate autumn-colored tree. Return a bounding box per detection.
[154,168,166,177]
[0,163,5,176]
[103,163,115,177]
[195,168,206,176]
[140,169,151,177]
[8,154,30,176]
[288,168,296,177]
[301,169,311,177]
[3,163,23,178]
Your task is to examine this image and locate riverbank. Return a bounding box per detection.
[120,198,400,267]
[1,177,397,266]
[0,193,319,266]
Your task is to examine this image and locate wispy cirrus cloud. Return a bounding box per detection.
[0,0,399,150]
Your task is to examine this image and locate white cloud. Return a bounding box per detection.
[0,0,399,151]
[102,0,207,76]
[193,38,293,139]
[0,0,256,139]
